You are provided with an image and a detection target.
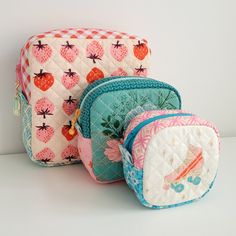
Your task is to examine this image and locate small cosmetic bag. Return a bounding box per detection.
[14,28,151,166]
[73,77,181,183]
[120,110,220,208]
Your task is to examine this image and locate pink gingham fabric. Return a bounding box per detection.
[18,28,147,101]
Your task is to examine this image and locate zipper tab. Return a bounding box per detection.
[13,92,21,116]
[14,63,22,116]
[69,109,81,135]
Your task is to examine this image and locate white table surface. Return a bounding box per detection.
[0,137,235,236]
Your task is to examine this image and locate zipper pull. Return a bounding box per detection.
[14,63,22,116]
[13,80,21,116]
[69,109,80,135]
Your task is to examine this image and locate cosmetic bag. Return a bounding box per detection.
[14,28,151,166]
[120,110,220,209]
[74,76,181,183]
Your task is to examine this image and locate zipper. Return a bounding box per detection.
[79,76,125,106]
[69,77,142,135]
[79,77,181,115]
[124,113,192,154]
[69,77,181,138]
[79,76,130,111]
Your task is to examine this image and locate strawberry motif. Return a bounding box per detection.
[86,41,104,63]
[110,41,128,61]
[134,65,147,77]
[86,67,104,84]
[61,69,79,89]
[62,145,79,161]
[60,41,79,63]
[36,147,55,164]
[35,123,54,143]
[133,40,148,60]
[34,69,54,91]
[62,121,77,141]
[111,68,128,77]
[62,96,77,116]
[32,40,52,63]
[35,97,54,119]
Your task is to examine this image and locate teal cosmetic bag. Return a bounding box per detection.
[71,76,181,183]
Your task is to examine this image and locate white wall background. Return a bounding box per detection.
[0,0,235,154]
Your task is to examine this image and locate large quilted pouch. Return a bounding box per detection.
[120,110,220,209]
[74,77,181,183]
[14,28,151,166]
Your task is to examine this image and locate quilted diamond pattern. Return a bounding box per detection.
[90,88,180,182]
[19,29,151,166]
[143,126,219,206]
[122,111,220,208]
[20,92,33,161]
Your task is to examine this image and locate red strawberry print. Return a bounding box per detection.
[35,123,54,143]
[134,65,147,77]
[62,121,77,141]
[133,40,148,60]
[60,41,79,63]
[110,41,128,61]
[35,97,55,119]
[61,69,79,89]
[34,69,54,91]
[32,40,52,63]
[86,67,104,84]
[36,147,55,164]
[62,145,79,161]
[86,41,104,63]
[111,68,128,77]
[62,96,77,116]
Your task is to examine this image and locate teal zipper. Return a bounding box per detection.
[79,76,126,106]
[77,77,182,138]
[124,113,192,154]
[78,77,145,112]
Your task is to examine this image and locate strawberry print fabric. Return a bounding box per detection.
[18,28,151,165]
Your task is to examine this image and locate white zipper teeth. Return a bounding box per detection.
[79,77,145,111]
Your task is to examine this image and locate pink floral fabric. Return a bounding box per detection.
[104,139,123,162]
[124,110,190,139]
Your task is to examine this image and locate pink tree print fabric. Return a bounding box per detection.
[124,110,220,169]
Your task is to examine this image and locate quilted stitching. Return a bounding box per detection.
[121,111,220,208]
[89,87,181,182]
[20,29,150,101]
[18,29,151,166]
[128,111,219,169]
[143,126,219,206]
[80,78,181,138]
[21,92,33,160]
[122,155,216,209]
[20,91,81,166]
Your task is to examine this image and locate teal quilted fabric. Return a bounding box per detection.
[89,86,181,181]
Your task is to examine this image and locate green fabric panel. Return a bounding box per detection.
[90,88,180,182]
